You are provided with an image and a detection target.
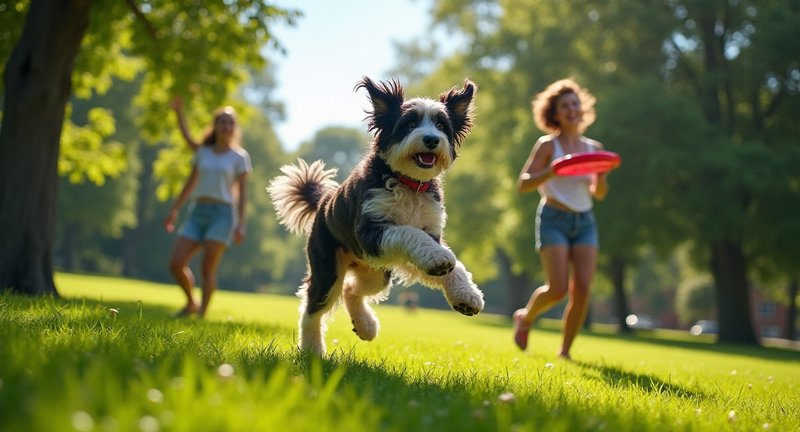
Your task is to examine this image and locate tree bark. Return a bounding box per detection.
[609,255,633,333]
[0,0,92,294]
[709,240,759,344]
[787,278,798,341]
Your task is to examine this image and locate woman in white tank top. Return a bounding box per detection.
[512,79,612,360]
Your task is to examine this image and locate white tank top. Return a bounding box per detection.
[192,146,252,204]
[538,136,595,212]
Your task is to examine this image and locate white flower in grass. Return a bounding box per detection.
[139,415,160,432]
[332,339,339,345]
[146,388,163,404]
[71,411,94,432]
[217,363,235,379]
[498,392,516,404]
[728,410,736,422]
[109,308,119,317]
[544,362,554,369]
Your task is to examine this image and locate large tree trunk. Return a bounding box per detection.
[609,255,632,333]
[787,278,798,341]
[497,249,530,316]
[709,240,759,344]
[0,0,92,295]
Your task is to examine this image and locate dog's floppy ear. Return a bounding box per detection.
[439,79,477,146]
[355,76,404,143]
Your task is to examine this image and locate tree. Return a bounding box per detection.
[0,0,297,295]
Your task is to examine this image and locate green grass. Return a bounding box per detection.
[1,272,798,431]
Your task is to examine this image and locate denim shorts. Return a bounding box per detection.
[179,202,235,246]
[535,203,598,251]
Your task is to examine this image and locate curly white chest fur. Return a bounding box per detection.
[361,182,446,237]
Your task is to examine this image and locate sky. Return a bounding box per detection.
[269,1,440,151]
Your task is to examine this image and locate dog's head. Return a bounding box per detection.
[355,77,477,181]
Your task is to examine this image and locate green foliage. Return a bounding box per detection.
[59,106,128,185]
[1,1,299,189]
[2,272,798,431]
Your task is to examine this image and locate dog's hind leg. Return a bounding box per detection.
[416,259,484,316]
[343,264,391,341]
[298,231,346,356]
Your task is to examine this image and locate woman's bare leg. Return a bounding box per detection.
[169,237,202,315]
[559,245,597,359]
[198,241,227,318]
[520,245,570,324]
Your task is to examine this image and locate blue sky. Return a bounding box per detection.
[270,0,439,151]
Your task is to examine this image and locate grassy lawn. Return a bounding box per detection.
[0,272,798,431]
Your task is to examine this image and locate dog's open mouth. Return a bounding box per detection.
[413,152,438,168]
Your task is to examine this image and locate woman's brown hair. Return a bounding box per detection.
[200,106,241,147]
[531,78,596,134]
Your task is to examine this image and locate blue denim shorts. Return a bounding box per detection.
[535,204,598,251]
[178,202,235,246]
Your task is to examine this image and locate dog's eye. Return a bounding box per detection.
[407,121,417,129]
[435,122,445,131]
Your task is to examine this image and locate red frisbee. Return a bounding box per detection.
[551,151,621,176]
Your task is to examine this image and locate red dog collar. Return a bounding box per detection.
[394,174,432,193]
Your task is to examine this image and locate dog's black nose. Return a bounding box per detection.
[423,135,439,149]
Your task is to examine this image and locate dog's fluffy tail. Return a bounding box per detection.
[267,159,339,235]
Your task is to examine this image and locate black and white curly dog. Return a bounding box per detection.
[268,77,485,355]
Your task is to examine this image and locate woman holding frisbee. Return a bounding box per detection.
[513,78,613,360]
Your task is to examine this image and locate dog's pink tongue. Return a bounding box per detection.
[419,153,437,165]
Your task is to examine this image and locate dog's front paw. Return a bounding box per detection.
[351,315,379,341]
[448,286,485,316]
[422,248,456,276]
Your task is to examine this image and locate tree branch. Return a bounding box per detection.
[123,0,158,42]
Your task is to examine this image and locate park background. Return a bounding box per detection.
[1,0,799,346]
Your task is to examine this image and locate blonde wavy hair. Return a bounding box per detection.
[531,78,596,134]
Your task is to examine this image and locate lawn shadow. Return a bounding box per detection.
[279,346,629,431]
[480,314,800,363]
[573,359,707,401]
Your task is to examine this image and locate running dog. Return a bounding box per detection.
[267,77,484,355]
